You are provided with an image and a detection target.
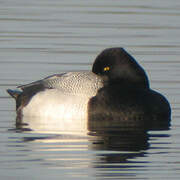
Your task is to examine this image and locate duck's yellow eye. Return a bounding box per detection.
[103,66,110,72]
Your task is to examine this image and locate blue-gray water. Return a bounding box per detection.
[1,0,180,179]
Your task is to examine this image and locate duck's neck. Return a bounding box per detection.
[106,78,150,89]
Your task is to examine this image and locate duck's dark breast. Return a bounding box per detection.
[87,85,171,131]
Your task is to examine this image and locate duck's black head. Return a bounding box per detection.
[92,47,149,88]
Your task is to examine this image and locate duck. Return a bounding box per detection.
[7,47,171,132]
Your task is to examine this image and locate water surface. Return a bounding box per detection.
[1,0,180,179]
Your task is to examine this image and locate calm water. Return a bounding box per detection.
[1,0,180,179]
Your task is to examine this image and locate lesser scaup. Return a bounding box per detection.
[7,47,171,131]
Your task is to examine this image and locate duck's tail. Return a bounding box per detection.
[7,89,21,100]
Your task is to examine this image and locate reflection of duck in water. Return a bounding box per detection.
[7,48,171,132]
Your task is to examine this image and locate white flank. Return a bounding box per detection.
[22,89,91,132]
